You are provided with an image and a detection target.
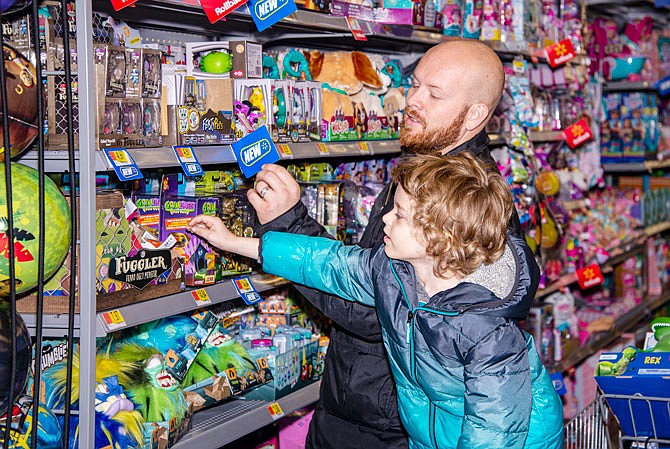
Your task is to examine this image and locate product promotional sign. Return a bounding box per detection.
[576,264,604,290]
[104,148,144,181]
[248,0,297,32]
[545,38,576,68]
[563,118,593,149]
[200,0,249,23]
[233,276,263,305]
[110,0,137,11]
[658,76,670,97]
[108,249,172,290]
[173,145,205,177]
[231,125,281,178]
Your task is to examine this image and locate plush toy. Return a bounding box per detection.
[596,346,637,376]
[0,395,63,449]
[650,317,670,352]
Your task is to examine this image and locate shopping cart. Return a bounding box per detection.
[565,391,670,449]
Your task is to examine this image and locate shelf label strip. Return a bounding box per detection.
[101,309,127,331]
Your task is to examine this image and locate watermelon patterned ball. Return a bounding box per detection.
[0,163,71,295]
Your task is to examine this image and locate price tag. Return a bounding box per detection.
[104,148,143,181]
[110,0,137,11]
[191,289,211,306]
[173,146,205,177]
[316,143,330,156]
[545,38,576,68]
[232,276,263,305]
[358,141,371,155]
[248,0,297,32]
[102,309,127,331]
[512,57,527,75]
[345,16,367,41]
[231,126,281,178]
[576,264,604,290]
[658,76,670,96]
[199,0,248,23]
[277,143,293,159]
[562,118,593,149]
[267,402,285,420]
[550,372,567,396]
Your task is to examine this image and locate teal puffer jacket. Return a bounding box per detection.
[261,231,564,449]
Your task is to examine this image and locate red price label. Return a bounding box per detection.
[576,264,604,290]
[545,39,576,68]
[110,0,137,11]
[200,0,248,23]
[562,118,593,149]
[345,17,367,41]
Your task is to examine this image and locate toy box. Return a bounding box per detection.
[141,48,162,99]
[595,351,670,440]
[601,93,624,164]
[621,93,646,163]
[159,194,220,287]
[296,81,322,142]
[186,41,263,79]
[270,79,294,143]
[217,192,257,278]
[176,76,235,146]
[131,193,161,236]
[233,79,273,140]
[310,181,361,244]
[321,87,357,141]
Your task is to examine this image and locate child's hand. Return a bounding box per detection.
[186,215,235,251]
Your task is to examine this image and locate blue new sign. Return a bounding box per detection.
[231,125,281,178]
[248,0,297,32]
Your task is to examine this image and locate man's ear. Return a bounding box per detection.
[464,103,490,131]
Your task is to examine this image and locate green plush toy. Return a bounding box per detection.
[595,346,638,376]
[650,317,670,352]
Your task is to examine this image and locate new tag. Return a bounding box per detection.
[231,126,281,178]
[550,372,567,395]
[200,0,248,23]
[658,76,670,97]
[576,264,604,290]
[563,118,593,149]
[104,148,143,181]
[248,0,297,32]
[173,145,205,177]
[545,39,576,68]
[232,276,263,305]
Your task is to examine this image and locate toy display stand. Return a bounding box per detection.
[566,390,670,449]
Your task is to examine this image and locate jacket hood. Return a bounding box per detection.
[394,233,539,320]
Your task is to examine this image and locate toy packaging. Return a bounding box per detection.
[141,48,162,99]
[176,76,235,146]
[601,93,623,163]
[186,41,263,79]
[233,79,273,140]
[271,79,294,143]
[216,192,257,278]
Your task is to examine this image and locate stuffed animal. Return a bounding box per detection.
[650,317,670,352]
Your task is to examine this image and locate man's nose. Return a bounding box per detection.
[406,87,424,110]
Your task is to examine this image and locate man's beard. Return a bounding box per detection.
[399,106,469,155]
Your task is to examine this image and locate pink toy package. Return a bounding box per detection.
[278,407,315,449]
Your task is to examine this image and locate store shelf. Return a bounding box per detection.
[172,380,321,449]
[95,273,290,336]
[536,221,670,298]
[563,199,588,211]
[15,150,110,172]
[551,291,670,373]
[603,158,670,172]
[21,312,80,338]
[603,80,659,92]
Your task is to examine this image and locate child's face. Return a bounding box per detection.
[382,187,429,264]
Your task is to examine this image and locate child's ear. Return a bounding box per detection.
[464,103,489,131]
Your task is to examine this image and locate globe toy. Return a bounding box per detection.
[0,163,71,295]
[0,306,31,417]
[0,0,31,15]
[200,50,233,74]
[0,45,39,161]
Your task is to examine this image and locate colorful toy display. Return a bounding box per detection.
[0,395,63,449]
[0,163,71,295]
[0,45,39,161]
[0,306,31,417]
[200,50,233,74]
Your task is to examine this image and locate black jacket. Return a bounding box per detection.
[256,129,520,449]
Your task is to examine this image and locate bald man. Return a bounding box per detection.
[248,40,522,449]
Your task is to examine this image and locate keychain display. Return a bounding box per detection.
[106,46,126,97]
[143,99,161,137]
[142,48,162,98]
[103,100,121,135]
[122,100,142,135]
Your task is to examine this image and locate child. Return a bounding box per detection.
[187,153,564,449]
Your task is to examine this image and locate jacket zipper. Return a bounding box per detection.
[429,403,438,448]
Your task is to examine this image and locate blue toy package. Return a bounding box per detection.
[595,351,670,441]
[601,94,624,164]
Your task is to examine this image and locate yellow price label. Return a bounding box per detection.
[316,143,330,155]
[179,147,193,159]
[102,309,126,330]
[110,150,129,164]
[358,142,371,154]
[267,402,285,419]
[226,367,238,380]
[278,144,293,158]
[191,289,211,304]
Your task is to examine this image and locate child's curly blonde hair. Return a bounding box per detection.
[391,152,513,279]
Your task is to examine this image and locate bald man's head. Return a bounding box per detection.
[424,40,505,113]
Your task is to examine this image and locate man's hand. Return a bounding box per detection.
[187,214,260,259]
[248,164,302,224]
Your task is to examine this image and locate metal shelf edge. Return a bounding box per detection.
[172,381,321,448]
[97,273,290,335]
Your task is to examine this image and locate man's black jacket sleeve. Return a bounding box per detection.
[256,201,383,341]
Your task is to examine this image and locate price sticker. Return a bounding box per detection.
[512,58,527,74]
[358,141,371,155]
[191,289,211,306]
[345,16,367,41]
[267,402,285,420]
[173,145,205,177]
[576,264,604,290]
[102,309,127,331]
[277,143,294,159]
[316,143,330,156]
[232,276,263,305]
[104,148,143,181]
